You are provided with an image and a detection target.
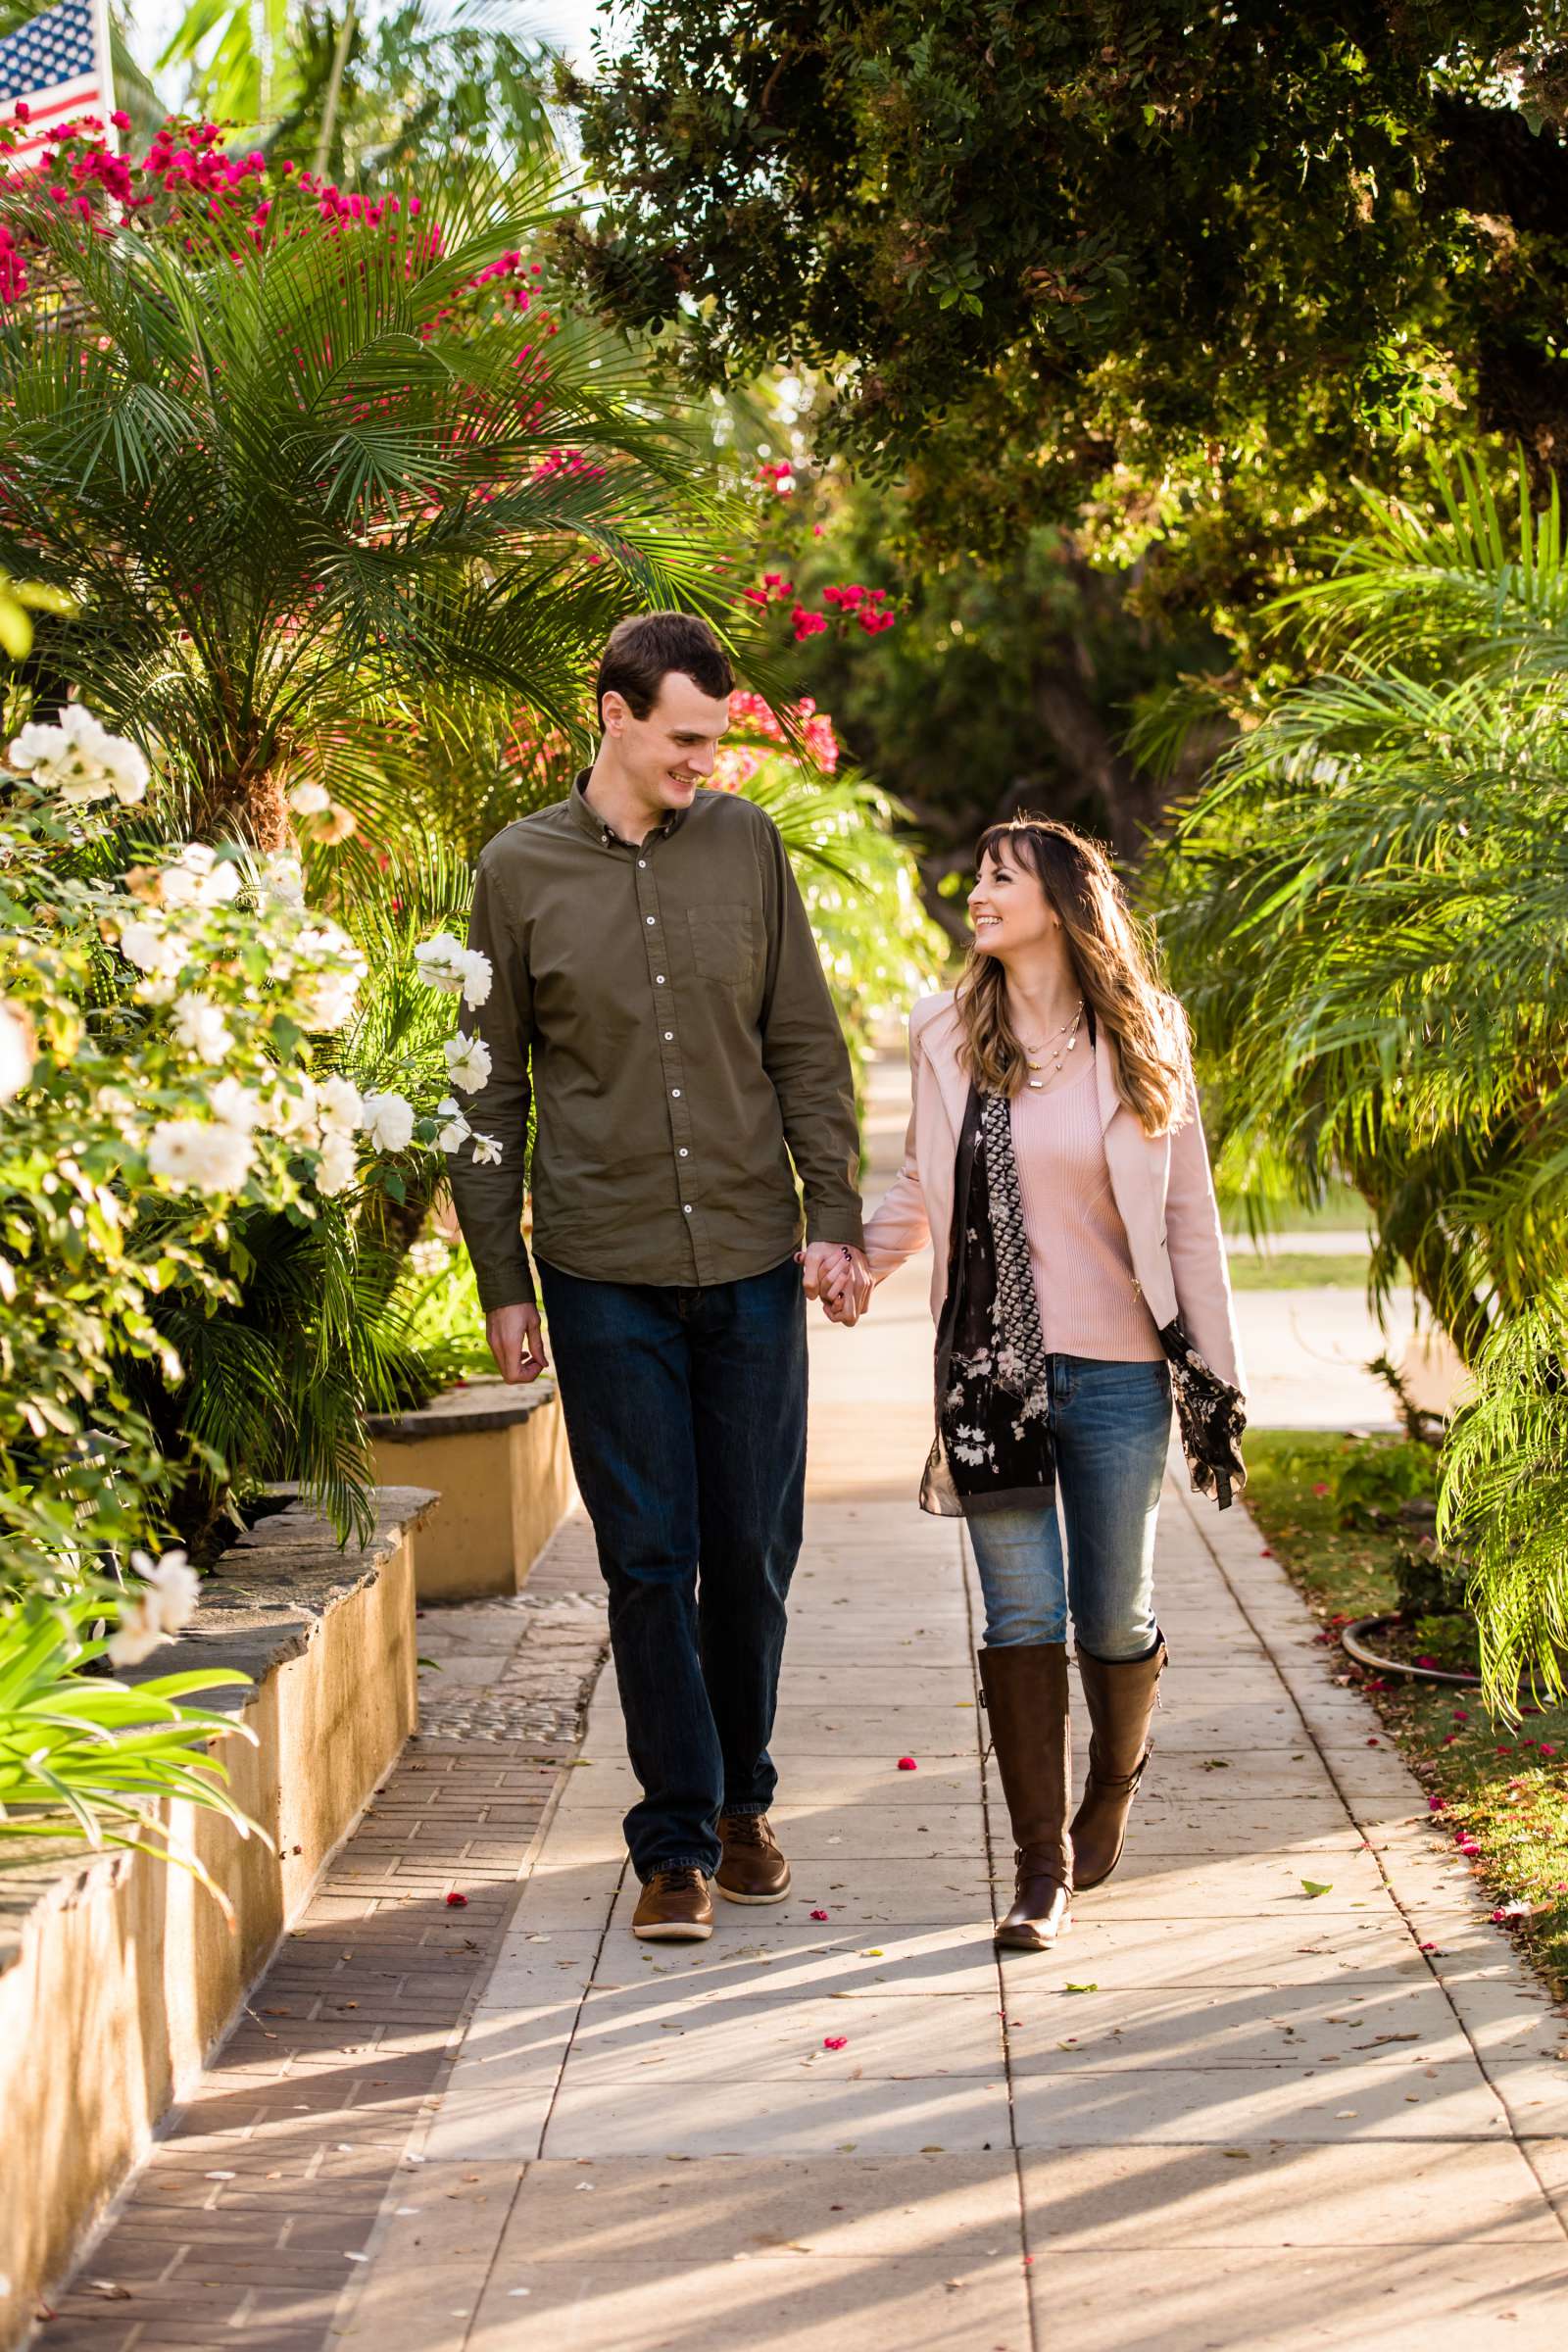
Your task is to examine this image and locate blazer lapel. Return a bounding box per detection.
[1097,1027,1178,1322]
[915,999,970,1141]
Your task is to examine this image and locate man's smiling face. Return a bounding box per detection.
[604,670,733,814]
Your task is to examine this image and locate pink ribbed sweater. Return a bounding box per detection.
[1010,1052,1163,1361]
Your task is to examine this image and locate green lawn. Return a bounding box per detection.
[1244,1430,1568,1999]
[1224,1252,1385,1291]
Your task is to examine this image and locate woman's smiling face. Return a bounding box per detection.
[968,844,1055,957]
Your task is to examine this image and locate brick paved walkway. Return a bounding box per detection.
[35,1524,608,2351]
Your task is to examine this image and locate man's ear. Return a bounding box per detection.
[601,688,627,737]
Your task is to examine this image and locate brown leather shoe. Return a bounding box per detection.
[714,1811,792,1904]
[631,1867,713,1941]
[979,1642,1073,1951]
[1071,1638,1168,1889]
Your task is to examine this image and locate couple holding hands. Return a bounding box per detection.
[450,612,1246,1954]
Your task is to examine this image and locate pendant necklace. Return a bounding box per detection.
[1018,999,1085,1089]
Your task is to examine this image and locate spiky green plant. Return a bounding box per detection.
[0,1585,260,1904]
[1152,451,1568,1703]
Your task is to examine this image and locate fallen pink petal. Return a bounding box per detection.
[897,1756,918,1771]
[822,2035,848,2051]
[809,1908,830,1921]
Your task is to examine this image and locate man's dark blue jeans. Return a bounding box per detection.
[535,1254,808,1883]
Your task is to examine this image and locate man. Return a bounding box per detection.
[449,612,873,1942]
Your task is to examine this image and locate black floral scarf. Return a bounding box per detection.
[921,1078,1248,1518]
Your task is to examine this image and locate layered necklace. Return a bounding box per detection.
[1016,997,1086,1090]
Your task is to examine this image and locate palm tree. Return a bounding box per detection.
[0,146,739,850]
[1152,453,1568,1703]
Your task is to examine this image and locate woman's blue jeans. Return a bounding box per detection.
[536,1255,807,1883]
[964,1355,1171,1661]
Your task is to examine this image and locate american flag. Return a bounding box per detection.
[0,0,116,172]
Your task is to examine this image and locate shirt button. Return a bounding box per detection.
[656,974,665,984]
[671,1088,681,1098]
[638,858,647,868]
[683,1203,693,1214]
[646,915,656,925]
[663,1031,673,1041]
[679,1148,689,1158]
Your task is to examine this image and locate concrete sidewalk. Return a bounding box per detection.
[328,1246,1568,2352]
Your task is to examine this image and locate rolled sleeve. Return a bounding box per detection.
[757,817,865,1250]
[447,850,537,1313]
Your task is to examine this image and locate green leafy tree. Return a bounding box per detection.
[564,4,1568,619]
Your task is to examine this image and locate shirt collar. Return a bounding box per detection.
[570,769,692,850]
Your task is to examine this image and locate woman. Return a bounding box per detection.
[827,818,1245,1953]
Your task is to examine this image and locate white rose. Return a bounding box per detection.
[317,1073,364,1134]
[413,933,467,995]
[287,779,331,816]
[271,1074,319,1142]
[107,1548,200,1666]
[470,1133,504,1166]
[208,1076,262,1132]
[0,998,36,1103]
[315,1126,358,1197]
[172,993,235,1062]
[157,843,215,908]
[6,706,149,807]
[460,948,493,1008]
[146,1117,255,1195]
[443,1031,492,1094]
[435,1095,471,1152]
[260,853,306,909]
[360,1089,416,1152]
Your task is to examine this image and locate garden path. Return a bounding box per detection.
[41,1059,1568,2351]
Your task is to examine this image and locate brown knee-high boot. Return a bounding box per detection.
[1070,1638,1168,1890]
[978,1642,1072,1950]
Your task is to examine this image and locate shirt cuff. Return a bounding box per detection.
[472,1258,537,1316]
[804,1200,866,1253]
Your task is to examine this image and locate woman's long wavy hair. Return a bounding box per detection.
[956,817,1189,1137]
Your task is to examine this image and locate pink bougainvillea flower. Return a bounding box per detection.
[1420,1940,1439,1952]
[1415,1654,1440,1669]
[1311,1482,1331,1497]
[822,2035,848,2051]
[1427,1795,1446,1812]
[1444,1734,1459,1745]
[1366,1738,1380,1747]
[444,1891,468,1908]
[897,1756,918,1771]
[809,1908,830,1921]
[1259,1547,1274,1559]
[1538,1743,1557,1757]
[1452,1709,1470,1722]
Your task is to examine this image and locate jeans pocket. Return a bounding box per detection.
[688,904,758,985]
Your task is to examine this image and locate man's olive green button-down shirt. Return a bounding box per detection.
[448,776,865,1310]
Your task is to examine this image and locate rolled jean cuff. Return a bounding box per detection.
[1076,1626,1166,1666]
[641,1854,713,1882]
[720,1800,767,1817]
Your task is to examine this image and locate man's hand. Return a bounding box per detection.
[798,1242,873,1326]
[486,1299,549,1384]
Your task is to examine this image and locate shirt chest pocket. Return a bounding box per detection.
[687,904,759,987]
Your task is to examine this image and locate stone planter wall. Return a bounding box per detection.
[0,1487,435,2351]
[369,1376,572,1602]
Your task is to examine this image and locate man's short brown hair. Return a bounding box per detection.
[596,612,734,726]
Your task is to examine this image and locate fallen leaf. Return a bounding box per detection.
[1064,1982,1099,1993]
[1300,1881,1333,1898]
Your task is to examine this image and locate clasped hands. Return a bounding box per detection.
[797,1241,873,1327]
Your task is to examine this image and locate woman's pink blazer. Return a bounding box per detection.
[863,990,1246,1396]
